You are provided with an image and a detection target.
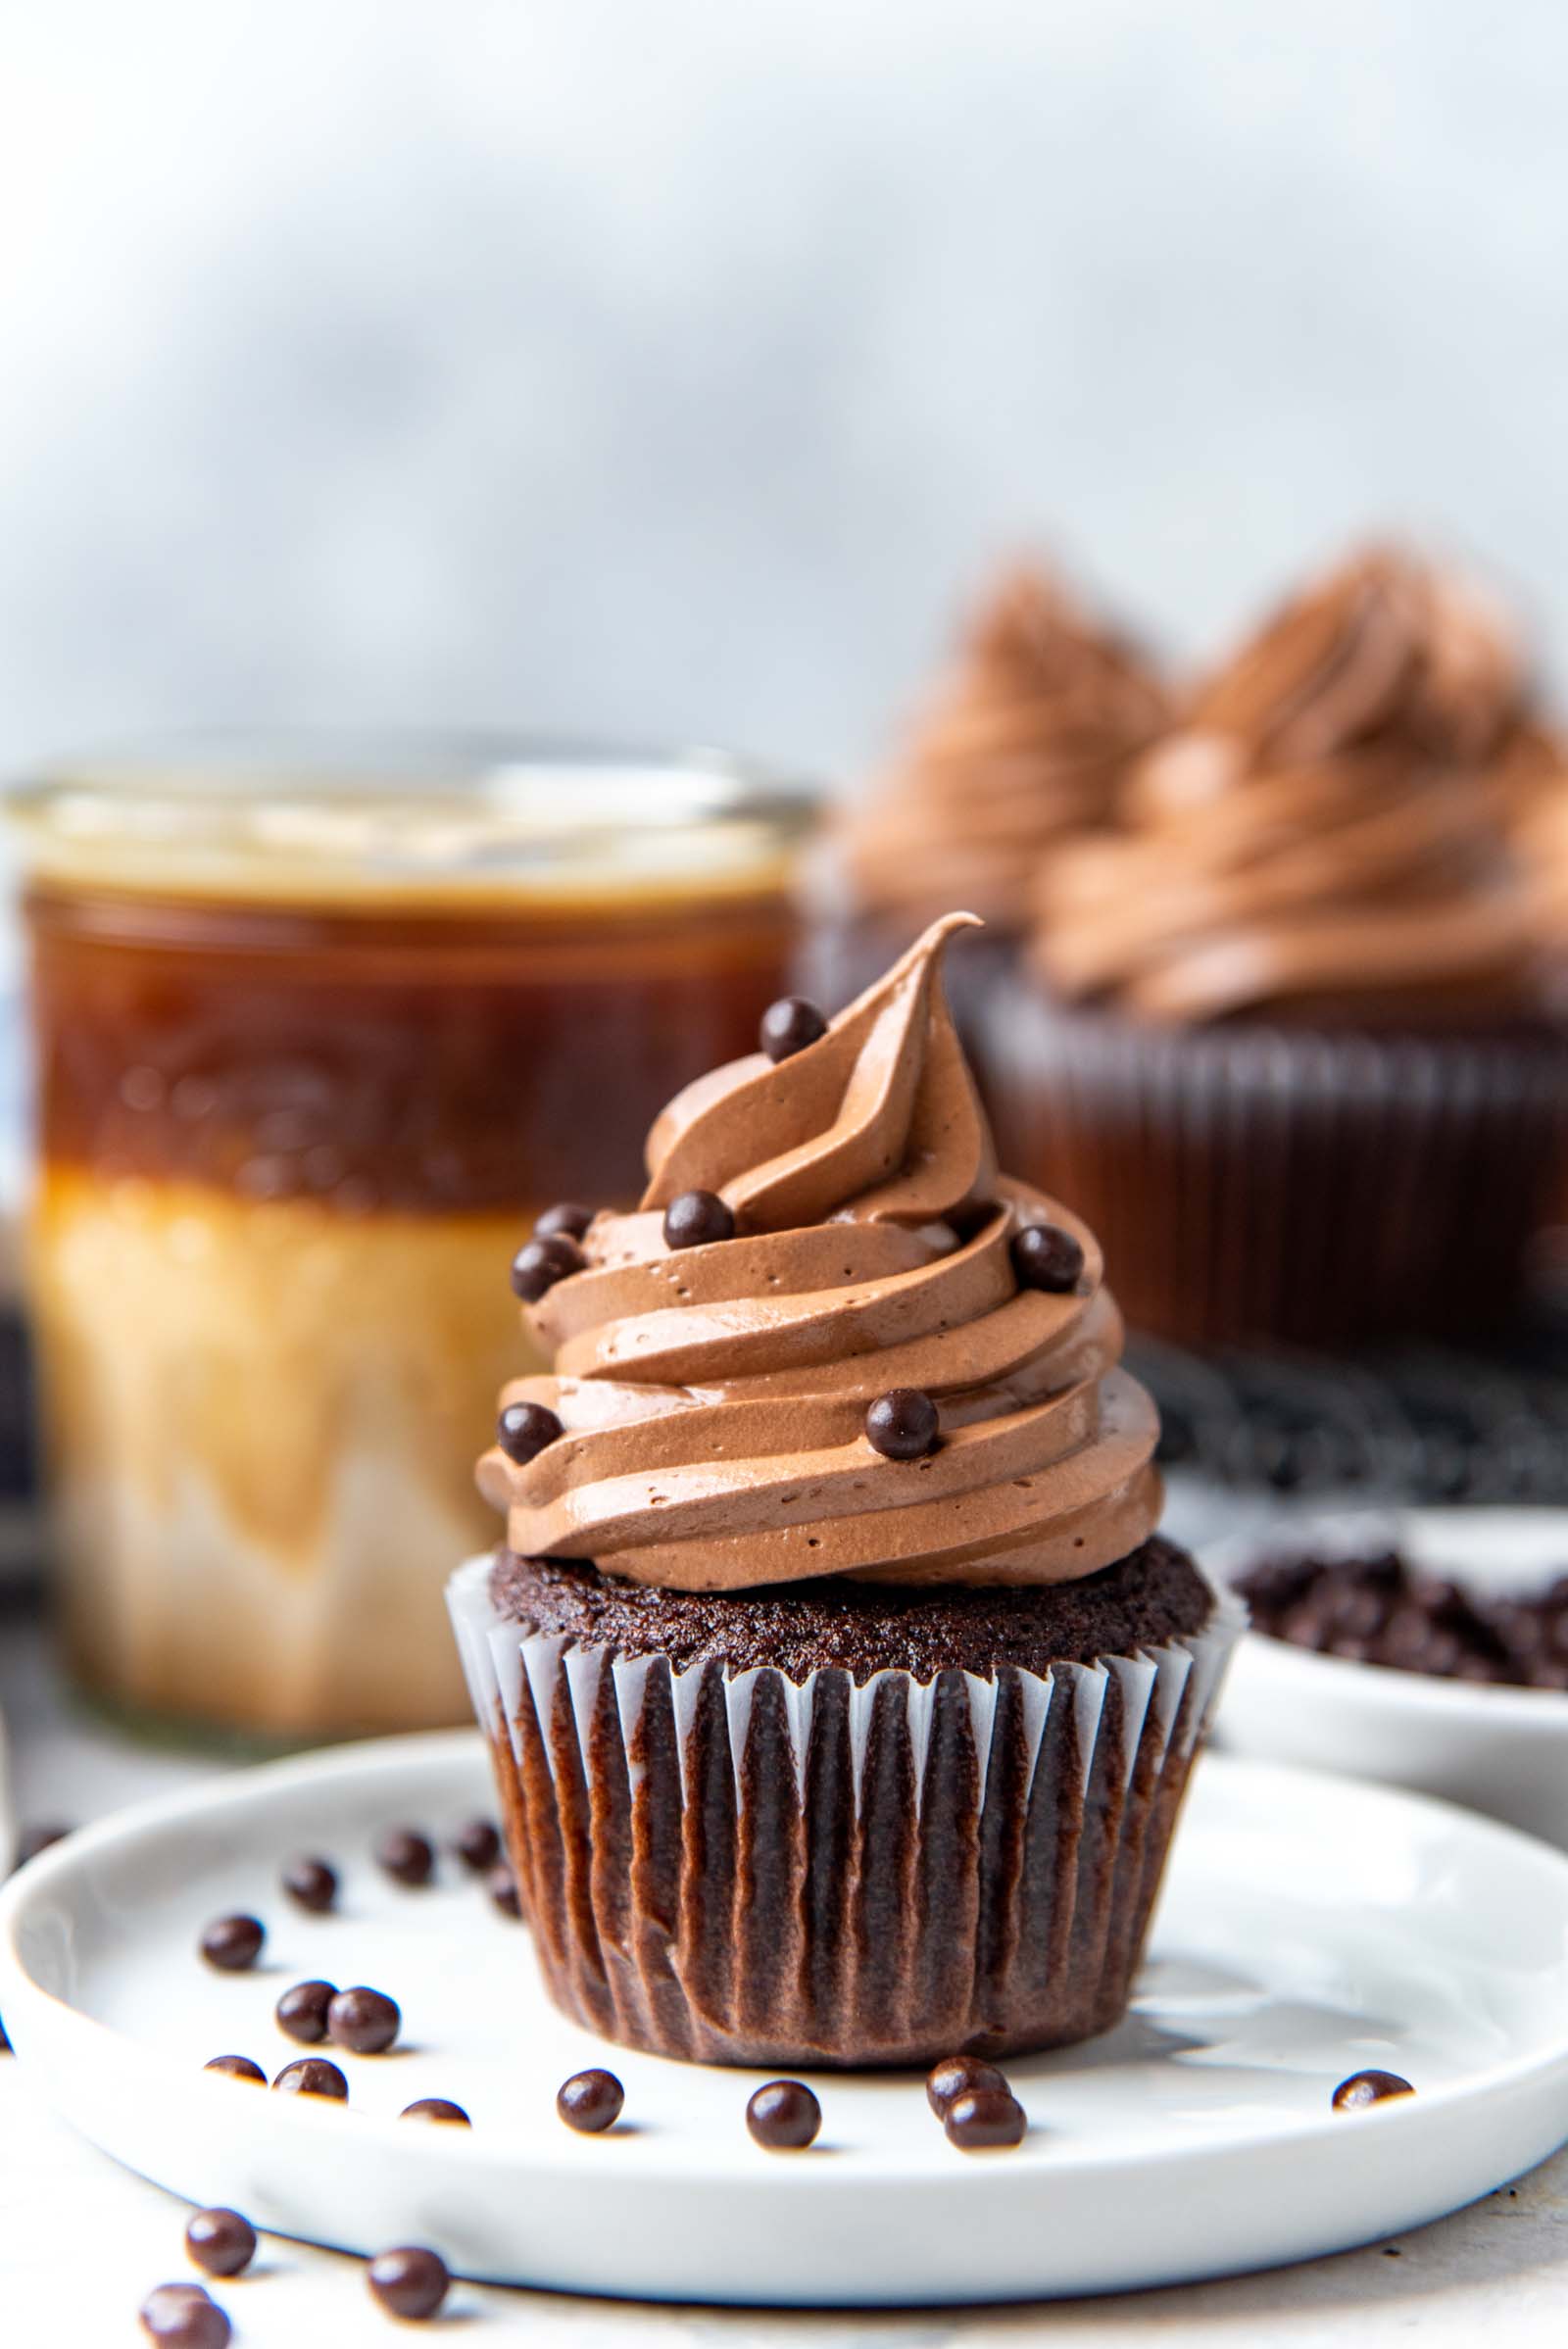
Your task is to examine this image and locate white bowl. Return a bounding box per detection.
[1208,1506,1568,1850]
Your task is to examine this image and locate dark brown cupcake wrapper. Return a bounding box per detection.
[448,1554,1242,2069]
[980,979,1568,1348]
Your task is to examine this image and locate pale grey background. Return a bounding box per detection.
[2,0,1565,784]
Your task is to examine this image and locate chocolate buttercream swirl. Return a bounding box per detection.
[1037,548,1541,1024]
[479,914,1160,1591]
[839,564,1169,933]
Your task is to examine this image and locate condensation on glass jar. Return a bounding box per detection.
[11,736,818,1740]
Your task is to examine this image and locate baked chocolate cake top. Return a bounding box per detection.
[489,1536,1211,1683]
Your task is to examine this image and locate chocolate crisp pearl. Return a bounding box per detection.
[511,1232,586,1301]
[280,1854,337,1914]
[498,1399,564,1465]
[746,2080,821,2150]
[184,2208,257,2278]
[454,1817,501,1872]
[328,1985,401,2055]
[945,2087,1027,2149]
[138,2282,230,2347]
[1010,1223,1085,1294]
[402,2097,471,2127]
[198,1915,265,1973]
[367,2246,451,2322]
[557,2068,624,2132]
[925,2055,1008,2119]
[662,1189,736,1249]
[1332,2070,1415,2111]
[534,1200,594,1241]
[272,2056,348,2101]
[375,1827,434,1886]
[865,1388,940,1461]
[487,1863,523,1919]
[760,996,828,1063]
[275,1980,336,2045]
[203,2055,265,2083]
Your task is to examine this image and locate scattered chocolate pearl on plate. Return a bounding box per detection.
[454,1817,501,1872]
[328,1984,401,2054]
[272,2056,348,2101]
[662,1188,735,1249]
[746,2080,821,2150]
[275,1980,337,2044]
[1010,1223,1085,1293]
[760,995,827,1062]
[375,1827,434,1886]
[202,2054,265,2083]
[137,2281,230,2347]
[533,1200,594,1242]
[498,1399,564,1465]
[402,2097,471,2127]
[487,1862,522,1919]
[14,1822,71,1868]
[866,1387,940,1460]
[184,2207,257,2278]
[925,2054,1008,2119]
[367,2245,451,2322]
[198,1914,265,1973]
[557,2068,624,2133]
[945,2086,1027,2150]
[1332,2070,1415,2111]
[511,1232,586,1301]
[280,1854,337,1913]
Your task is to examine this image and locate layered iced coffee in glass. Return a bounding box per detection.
[13,739,814,1737]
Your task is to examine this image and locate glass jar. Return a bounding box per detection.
[12,737,817,1739]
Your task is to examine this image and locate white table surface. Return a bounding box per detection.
[5,1606,1568,2346]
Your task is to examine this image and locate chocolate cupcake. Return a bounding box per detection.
[449,915,1239,2068]
[982,547,1568,1348]
[808,563,1170,1038]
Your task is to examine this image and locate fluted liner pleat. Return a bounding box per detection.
[449,1556,1242,2069]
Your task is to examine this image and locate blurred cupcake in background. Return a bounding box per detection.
[979,545,1568,1350]
[807,561,1169,1037]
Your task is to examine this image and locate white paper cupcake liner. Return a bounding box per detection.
[448,1552,1243,2069]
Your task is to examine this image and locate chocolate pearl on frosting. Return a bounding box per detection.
[1010,1223,1085,1294]
[203,2055,265,2083]
[498,1399,564,1465]
[760,996,828,1063]
[1332,2070,1415,2111]
[746,2080,821,2150]
[454,1817,502,1872]
[511,1232,586,1301]
[662,1189,736,1249]
[534,1200,594,1241]
[184,2208,256,2278]
[945,2086,1027,2149]
[925,2054,1008,2119]
[327,1984,401,2054]
[367,2246,451,2323]
[199,1915,265,1973]
[280,1854,337,1914]
[138,2282,230,2347]
[375,1827,434,1886]
[557,2068,624,2132]
[866,1388,940,1460]
[275,1980,336,2044]
[272,2056,348,2101]
[487,1863,523,1918]
[402,2097,470,2127]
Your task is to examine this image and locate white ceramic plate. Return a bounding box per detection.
[2,1732,1568,2307]
[1210,1506,1568,1849]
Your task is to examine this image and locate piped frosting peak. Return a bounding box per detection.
[480,916,1160,1592]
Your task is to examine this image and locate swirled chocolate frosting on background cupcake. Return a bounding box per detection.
[837,564,1169,938]
[451,916,1239,2068]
